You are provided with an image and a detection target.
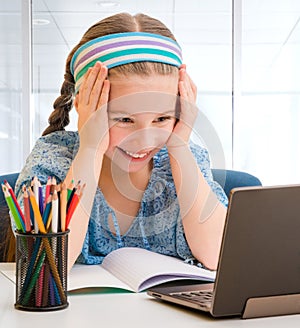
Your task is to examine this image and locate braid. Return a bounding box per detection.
[42,70,75,136]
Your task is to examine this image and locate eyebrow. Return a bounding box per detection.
[108,111,131,116]
[108,110,176,116]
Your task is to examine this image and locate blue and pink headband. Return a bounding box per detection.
[70,32,183,93]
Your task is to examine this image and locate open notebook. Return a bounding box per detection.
[147,184,300,319]
[1,247,215,294]
[69,247,215,293]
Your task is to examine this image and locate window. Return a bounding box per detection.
[1,0,299,185]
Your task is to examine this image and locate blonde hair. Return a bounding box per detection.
[42,13,179,136]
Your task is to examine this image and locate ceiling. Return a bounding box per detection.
[0,0,300,93]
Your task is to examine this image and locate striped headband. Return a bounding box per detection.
[70,32,183,93]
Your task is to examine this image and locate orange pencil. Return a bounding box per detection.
[31,177,40,232]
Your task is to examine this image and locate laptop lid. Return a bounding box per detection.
[148,184,300,318]
[211,184,300,317]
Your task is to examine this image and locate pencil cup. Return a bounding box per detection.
[15,230,69,311]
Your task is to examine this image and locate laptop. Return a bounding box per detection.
[147,185,300,319]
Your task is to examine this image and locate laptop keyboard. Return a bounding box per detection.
[170,290,213,308]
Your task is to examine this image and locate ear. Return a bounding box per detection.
[73,94,79,114]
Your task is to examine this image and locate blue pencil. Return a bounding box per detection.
[42,196,52,226]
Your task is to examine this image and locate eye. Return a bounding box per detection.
[113,117,134,123]
[154,116,172,123]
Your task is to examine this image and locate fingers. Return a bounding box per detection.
[76,62,110,132]
[97,79,110,110]
[179,66,197,103]
[79,64,98,105]
[78,61,109,109]
[174,65,198,141]
[89,64,108,110]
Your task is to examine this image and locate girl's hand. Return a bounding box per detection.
[75,61,110,152]
[167,65,198,147]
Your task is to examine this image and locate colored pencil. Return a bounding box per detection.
[31,177,40,232]
[41,238,66,303]
[36,264,45,307]
[65,183,85,230]
[67,179,74,201]
[42,263,50,307]
[18,238,43,302]
[60,183,67,232]
[42,195,52,226]
[50,176,57,195]
[0,177,76,309]
[28,190,66,302]
[38,181,44,216]
[51,190,59,233]
[2,184,24,232]
[22,186,32,232]
[45,208,53,232]
[52,275,62,305]
[21,250,46,305]
[4,181,26,229]
[67,180,80,209]
[28,188,46,234]
[44,177,51,210]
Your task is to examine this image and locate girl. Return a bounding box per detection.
[15,13,227,271]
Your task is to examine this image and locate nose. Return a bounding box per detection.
[125,127,171,151]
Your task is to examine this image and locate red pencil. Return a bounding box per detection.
[44,177,51,210]
[22,186,32,232]
[50,177,57,194]
[65,193,79,230]
[65,183,85,230]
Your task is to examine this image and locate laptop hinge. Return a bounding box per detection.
[242,294,300,319]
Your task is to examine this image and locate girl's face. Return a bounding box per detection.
[106,73,178,173]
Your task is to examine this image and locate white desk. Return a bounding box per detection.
[1,263,300,328]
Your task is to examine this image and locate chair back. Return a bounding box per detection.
[212,169,262,198]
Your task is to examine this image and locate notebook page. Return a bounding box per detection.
[102,247,216,292]
[68,264,134,292]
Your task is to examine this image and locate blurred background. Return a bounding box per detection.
[0,0,299,185]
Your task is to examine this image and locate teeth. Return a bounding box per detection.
[124,150,148,158]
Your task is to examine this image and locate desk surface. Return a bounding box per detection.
[1,263,300,328]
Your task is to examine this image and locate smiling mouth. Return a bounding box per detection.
[118,147,151,160]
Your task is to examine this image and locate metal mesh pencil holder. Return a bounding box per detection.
[15,230,69,311]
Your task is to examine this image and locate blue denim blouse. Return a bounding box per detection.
[15,131,228,265]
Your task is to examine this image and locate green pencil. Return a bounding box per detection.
[2,185,24,232]
[21,251,46,305]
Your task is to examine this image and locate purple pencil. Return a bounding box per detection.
[38,181,44,216]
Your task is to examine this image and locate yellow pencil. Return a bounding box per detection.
[28,188,46,234]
